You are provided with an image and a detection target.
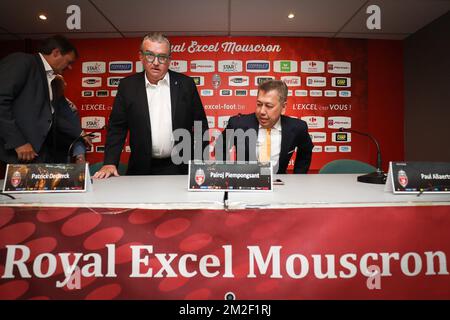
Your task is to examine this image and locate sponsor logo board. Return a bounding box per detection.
[109,61,133,73]
[96,90,109,97]
[82,77,101,88]
[246,60,270,72]
[327,61,351,74]
[332,132,352,142]
[328,116,351,129]
[191,76,205,86]
[281,76,301,87]
[81,116,106,130]
[301,61,325,73]
[169,60,188,73]
[332,77,351,88]
[339,146,352,152]
[107,77,124,87]
[254,76,275,86]
[309,90,323,97]
[218,60,243,72]
[82,61,106,74]
[301,116,325,129]
[82,90,94,97]
[274,60,298,73]
[201,89,214,96]
[191,60,215,73]
[325,146,337,152]
[228,76,249,86]
[306,76,326,87]
[309,132,327,143]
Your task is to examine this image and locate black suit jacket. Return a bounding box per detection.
[104,70,208,175]
[0,53,54,163]
[220,113,314,173]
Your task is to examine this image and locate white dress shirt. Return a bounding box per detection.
[257,118,282,173]
[38,53,56,113]
[145,72,173,158]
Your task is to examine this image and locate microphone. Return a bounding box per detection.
[338,127,387,184]
[67,132,96,163]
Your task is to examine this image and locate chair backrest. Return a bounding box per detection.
[319,159,376,174]
[89,162,127,176]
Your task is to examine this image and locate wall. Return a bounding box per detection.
[404,11,450,162]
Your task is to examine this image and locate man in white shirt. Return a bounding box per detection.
[0,35,77,172]
[94,32,208,178]
[220,80,314,173]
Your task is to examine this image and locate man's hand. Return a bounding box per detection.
[15,143,38,162]
[93,164,120,179]
[81,131,94,148]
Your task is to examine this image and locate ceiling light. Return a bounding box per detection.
[287,13,295,19]
[38,14,47,20]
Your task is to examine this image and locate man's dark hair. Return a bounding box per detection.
[39,35,78,57]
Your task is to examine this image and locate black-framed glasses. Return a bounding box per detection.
[141,51,170,64]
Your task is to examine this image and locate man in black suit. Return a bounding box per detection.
[219,80,313,173]
[94,32,208,178]
[0,35,78,169]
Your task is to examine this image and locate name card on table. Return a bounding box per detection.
[2,163,92,193]
[385,161,450,194]
[188,161,273,192]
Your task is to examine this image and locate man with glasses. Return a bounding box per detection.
[94,32,208,177]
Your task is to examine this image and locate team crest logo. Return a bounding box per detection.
[11,171,22,187]
[397,169,408,188]
[212,74,221,89]
[195,168,205,186]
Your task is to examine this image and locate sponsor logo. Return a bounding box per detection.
[313,146,323,153]
[332,132,352,142]
[398,169,408,187]
[339,90,352,97]
[82,90,94,97]
[301,116,325,129]
[254,76,275,86]
[339,146,352,152]
[274,60,298,73]
[229,76,249,86]
[96,90,109,97]
[201,89,214,96]
[306,76,326,87]
[301,61,325,73]
[81,116,106,130]
[218,60,243,72]
[81,104,106,111]
[109,61,133,73]
[125,146,131,153]
[135,61,143,73]
[309,90,323,97]
[86,132,102,143]
[246,60,270,72]
[325,146,337,152]
[191,76,205,86]
[288,90,293,96]
[325,90,337,97]
[107,77,123,87]
[328,116,351,129]
[169,60,188,73]
[295,90,308,97]
[281,76,301,87]
[195,168,206,186]
[212,74,221,89]
[220,89,232,96]
[207,116,215,128]
[327,61,351,74]
[332,77,351,87]
[190,60,215,72]
[82,61,106,74]
[250,89,258,96]
[86,145,93,153]
[235,89,247,96]
[82,77,101,88]
[95,145,105,153]
[10,171,21,188]
[309,132,327,143]
[111,90,117,97]
[218,116,230,129]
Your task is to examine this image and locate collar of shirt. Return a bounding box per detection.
[259,117,282,132]
[38,53,56,80]
[145,71,170,88]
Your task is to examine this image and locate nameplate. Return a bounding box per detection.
[2,163,92,193]
[188,161,273,192]
[385,161,450,194]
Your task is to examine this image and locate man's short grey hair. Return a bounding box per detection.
[140,32,171,55]
[258,79,288,104]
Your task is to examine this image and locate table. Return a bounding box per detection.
[1,175,449,300]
